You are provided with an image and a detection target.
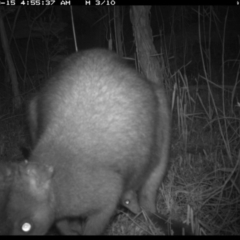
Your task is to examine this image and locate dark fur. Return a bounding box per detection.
[1,49,170,235]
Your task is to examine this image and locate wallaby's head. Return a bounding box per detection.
[0,161,55,235]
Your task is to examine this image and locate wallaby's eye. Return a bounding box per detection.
[21,221,33,233]
[22,222,32,233]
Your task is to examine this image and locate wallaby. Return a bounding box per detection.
[0,49,170,235]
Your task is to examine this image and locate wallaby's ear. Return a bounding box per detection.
[0,162,15,189]
[20,163,54,200]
